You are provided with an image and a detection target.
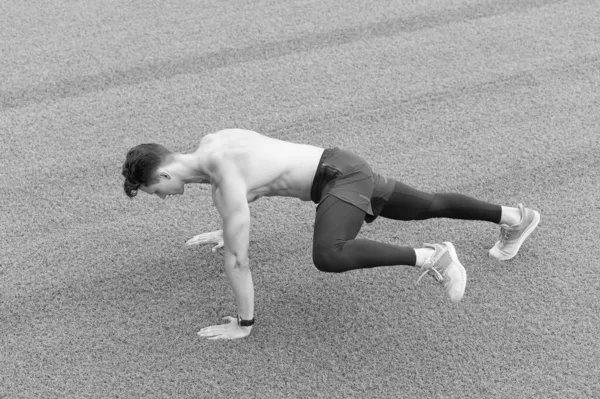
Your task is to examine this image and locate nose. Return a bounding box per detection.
[157,193,166,200]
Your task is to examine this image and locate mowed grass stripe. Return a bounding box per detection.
[0,0,565,109]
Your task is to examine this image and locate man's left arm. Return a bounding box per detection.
[186,229,224,252]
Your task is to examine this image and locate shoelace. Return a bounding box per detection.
[416,262,445,285]
[499,225,511,243]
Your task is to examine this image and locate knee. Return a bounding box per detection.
[418,193,451,219]
[312,247,345,273]
[412,192,438,220]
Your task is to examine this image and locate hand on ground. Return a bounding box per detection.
[186,230,224,252]
[198,316,251,340]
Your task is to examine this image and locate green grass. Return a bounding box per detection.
[1,0,599,398]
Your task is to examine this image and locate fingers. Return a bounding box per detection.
[198,328,230,340]
[211,242,225,252]
[186,237,213,246]
[198,316,239,339]
[198,326,221,338]
[186,231,223,247]
[185,235,206,246]
[198,318,229,336]
[199,331,223,339]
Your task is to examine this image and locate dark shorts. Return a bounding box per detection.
[310,148,396,223]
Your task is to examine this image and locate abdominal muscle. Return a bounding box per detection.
[246,169,313,202]
[206,130,324,203]
[245,142,324,202]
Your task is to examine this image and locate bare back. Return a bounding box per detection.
[195,129,324,202]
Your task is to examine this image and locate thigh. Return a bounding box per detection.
[313,195,366,249]
[378,180,435,221]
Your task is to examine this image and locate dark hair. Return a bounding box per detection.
[122,143,172,198]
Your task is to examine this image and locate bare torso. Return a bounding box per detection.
[194,129,324,203]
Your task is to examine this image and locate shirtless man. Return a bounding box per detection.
[122,129,540,340]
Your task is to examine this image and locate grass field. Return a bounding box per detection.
[1,0,599,398]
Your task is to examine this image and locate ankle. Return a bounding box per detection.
[500,206,521,226]
[414,247,435,267]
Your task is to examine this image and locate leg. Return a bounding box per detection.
[312,194,467,302]
[312,195,416,273]
[379,180,539,261]
[379,180,502,223]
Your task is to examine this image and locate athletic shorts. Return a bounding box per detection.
[310,147,395,223]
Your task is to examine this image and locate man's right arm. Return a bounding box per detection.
[198,159,255,340]
[214,182,254,322]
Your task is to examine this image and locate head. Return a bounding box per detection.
[122,143,185,199]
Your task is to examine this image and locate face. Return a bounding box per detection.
[139,172,185,199]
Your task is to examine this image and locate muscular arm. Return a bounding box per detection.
[198,158,254,339]
[213,180,254,321]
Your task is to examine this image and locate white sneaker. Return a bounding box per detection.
[489,204,540,260]
[416,242,467,303]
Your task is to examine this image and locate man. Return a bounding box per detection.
[122,129,540,340]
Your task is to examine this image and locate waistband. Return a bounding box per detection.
[310,147,339,203]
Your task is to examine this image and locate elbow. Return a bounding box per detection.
[227,252,249,270]
[235,256,249,269]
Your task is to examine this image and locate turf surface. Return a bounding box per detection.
[1,0,599,398]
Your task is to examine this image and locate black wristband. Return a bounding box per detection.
[237,315,255,327]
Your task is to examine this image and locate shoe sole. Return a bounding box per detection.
[443,241,467,303]
[490,211,541,261]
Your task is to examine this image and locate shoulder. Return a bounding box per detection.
[201,148,244,188]
[212,128,263,139]
[201,129,265,163]
[199,129,263,152]
[204,150,237,181]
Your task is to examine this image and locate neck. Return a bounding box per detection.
[169,153,211,184]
